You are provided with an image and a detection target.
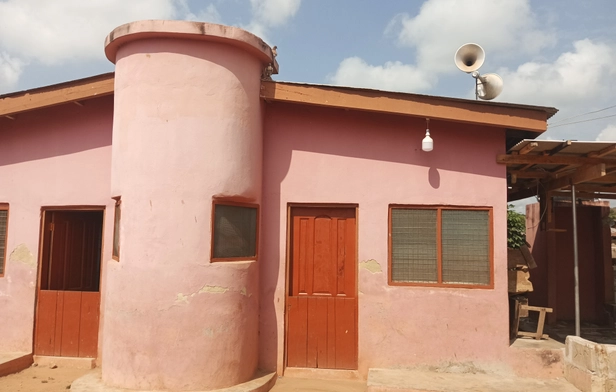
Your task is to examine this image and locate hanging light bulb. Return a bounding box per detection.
[422,118,433,152]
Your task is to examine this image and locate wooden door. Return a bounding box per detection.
[34,210,103,358]
[286,207,357,369]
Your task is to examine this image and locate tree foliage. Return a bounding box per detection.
[609,208,616,226]
[507,205,526,249]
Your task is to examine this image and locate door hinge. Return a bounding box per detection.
[48,222,54,231]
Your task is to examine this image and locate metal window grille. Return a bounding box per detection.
[441,210,490,285]
[213,204,258,259]
[390,207,491,286]
[0,209,7,275]
[391,209,437,283]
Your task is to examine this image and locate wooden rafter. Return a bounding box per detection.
[576,175,616,184]
[573,185,616,193]
[547,164,606,191]
[503,141,616,200]
[497,154,616,166]
[518,142,539,155]
[546,140,571,156]
[587,144,616,158]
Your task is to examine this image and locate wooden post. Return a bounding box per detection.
[571,184,581,337]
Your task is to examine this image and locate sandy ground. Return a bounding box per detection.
[0,366,580,392]
[0,364,90,392]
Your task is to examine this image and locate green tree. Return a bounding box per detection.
[609,207,616,227]
[507,205,526,249]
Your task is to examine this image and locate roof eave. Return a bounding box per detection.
[261,80,556,134]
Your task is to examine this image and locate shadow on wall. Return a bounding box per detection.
[265,102,506,179]
[0,95,113,167]
[429,167,440,189]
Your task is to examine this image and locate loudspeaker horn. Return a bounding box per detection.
[473,72,503,100]
[454,43,485,73]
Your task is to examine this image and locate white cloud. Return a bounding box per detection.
[498,39,616,107]
[596,124,616,141]
[330,0,555,94]
[243,0,301,43]
[184,4,222,24]
[391,0,555,73]
[250,0,300,27]
[0,0,183,65]
[0,52,25,92]
[328,57,435,93]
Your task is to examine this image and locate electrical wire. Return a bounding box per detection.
[549,104,616,126]
[524,179,548,230]
[547,113,616,129]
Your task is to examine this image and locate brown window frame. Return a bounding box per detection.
[210,200,259,262]
[388,205,494,289]
[112,197,121,261]
[0,203,8,277]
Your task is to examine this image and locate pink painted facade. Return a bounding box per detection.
[0,20,555,391]
[260,105,509,375]
[0,96,114,352]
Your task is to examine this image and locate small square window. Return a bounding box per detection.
[212,202,258,261]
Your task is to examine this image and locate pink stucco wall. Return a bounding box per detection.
[0,96,114,353]
[101,22,272,390]
[260,103,509,376]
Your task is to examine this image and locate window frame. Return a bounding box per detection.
[0,203,8,277]
[210,200,259,262]
[388,204,494,289]
[112,197,121,261]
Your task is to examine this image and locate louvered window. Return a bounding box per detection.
[211,202,258,261]
[389,206,492,288]
[0,204,8,276]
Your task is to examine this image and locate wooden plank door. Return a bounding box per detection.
[34,210,102,358]
[286,207,357,369]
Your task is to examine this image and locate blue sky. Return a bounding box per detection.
[0,0,615,142]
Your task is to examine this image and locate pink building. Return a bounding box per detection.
[0,21,557,391]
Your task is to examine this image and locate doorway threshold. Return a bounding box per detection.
[284,367,360,380]
[33,355,95,370]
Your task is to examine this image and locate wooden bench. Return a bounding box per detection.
[516,305,553,340]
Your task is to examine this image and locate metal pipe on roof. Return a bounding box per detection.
[571,183,581,337]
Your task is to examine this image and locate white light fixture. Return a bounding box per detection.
[422,118,433,152]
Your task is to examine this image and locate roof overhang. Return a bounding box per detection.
[500,140,616,202]
[260,81,557,141]
[0,74,556,148]
[0,73,114,119]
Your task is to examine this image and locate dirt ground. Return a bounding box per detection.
[0,364,90,392]
[0,367,366,392]
[0,366,581,392]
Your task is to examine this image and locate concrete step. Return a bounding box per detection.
[33,355,96,369]
[367,368,580,392]
[0,351,33,377]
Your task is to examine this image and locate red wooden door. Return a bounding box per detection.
[34,210,102,358]
[286,207,357,369]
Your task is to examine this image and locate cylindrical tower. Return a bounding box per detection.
[101,21,274,390]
